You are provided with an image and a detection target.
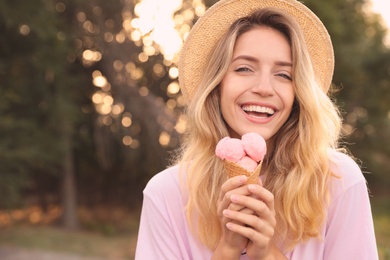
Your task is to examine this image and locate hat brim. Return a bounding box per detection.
[178,0,334,102]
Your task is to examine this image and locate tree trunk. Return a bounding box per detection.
[61,122,79,230]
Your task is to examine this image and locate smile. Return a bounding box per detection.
[242,105,275,118]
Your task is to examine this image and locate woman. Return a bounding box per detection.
[135,0,378,259]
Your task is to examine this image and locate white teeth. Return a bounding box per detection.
[242,105,275,115]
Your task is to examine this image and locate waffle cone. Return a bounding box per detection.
[224,160,262,184]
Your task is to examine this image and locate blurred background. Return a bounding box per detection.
[0,0,389,259]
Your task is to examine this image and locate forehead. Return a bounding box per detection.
[233,27,292,61]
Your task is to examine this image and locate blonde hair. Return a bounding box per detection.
[176,8,342,250]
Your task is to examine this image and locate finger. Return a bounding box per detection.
[226,180,263,214]
[228,203,254,215]
[248,184,275,213]
[219,175,248,201]
[228,202,244,212]
[218,187,252,217]
[226,220,273,244]
[218,176,252,214]
[229,194,275,224]
[223,209,274,239]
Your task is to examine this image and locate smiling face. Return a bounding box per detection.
[220,26,295,140]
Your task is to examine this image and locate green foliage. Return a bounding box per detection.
[0,0,89,208]
[302,0,390,188]
[372,197,390,259]
[0,0,177,210]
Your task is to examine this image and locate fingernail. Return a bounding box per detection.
[239,175,247,183]
[248,184,256,192]
[230,194,239,202]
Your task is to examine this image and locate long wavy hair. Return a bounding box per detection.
[175,8,342,250]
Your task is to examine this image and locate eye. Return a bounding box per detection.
[234,66,253,73]
[276,73,292,81]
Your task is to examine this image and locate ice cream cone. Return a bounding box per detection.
[224,160,263,184]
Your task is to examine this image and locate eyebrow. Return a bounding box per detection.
[232,55,292,67]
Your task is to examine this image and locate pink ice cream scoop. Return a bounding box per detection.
[237,156,258,172]
[215,137,245,162]
[216,133,267,183]
[241,132,267,162]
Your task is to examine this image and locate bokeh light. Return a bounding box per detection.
[19,24,30,36]
[80,0,207,149]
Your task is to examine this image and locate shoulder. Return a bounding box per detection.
[322,150,378,259]
[328,149,366,199]
[328,149,364,182]
[143,165,186,201]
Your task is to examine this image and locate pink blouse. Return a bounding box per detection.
[135,150,378,259]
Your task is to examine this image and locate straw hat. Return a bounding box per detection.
[178,0,334,102]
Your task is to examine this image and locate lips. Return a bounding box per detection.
[241,105,275,118]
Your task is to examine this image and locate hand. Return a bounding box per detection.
[213,175,251,259]
[222,181,281,259]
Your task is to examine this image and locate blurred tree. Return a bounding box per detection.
[0,0,89,229]
[71,0,184,207]
[304,0,390,190]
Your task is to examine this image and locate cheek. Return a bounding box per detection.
[219,85,230,116]
[286,95,295,112]
[219,81,238,121]
[282,87,295,110]
[219,81,232,106]
[220,77,243,102]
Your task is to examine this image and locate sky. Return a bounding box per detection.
[370,0,390,45]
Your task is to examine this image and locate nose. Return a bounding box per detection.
[251,74,274,96]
